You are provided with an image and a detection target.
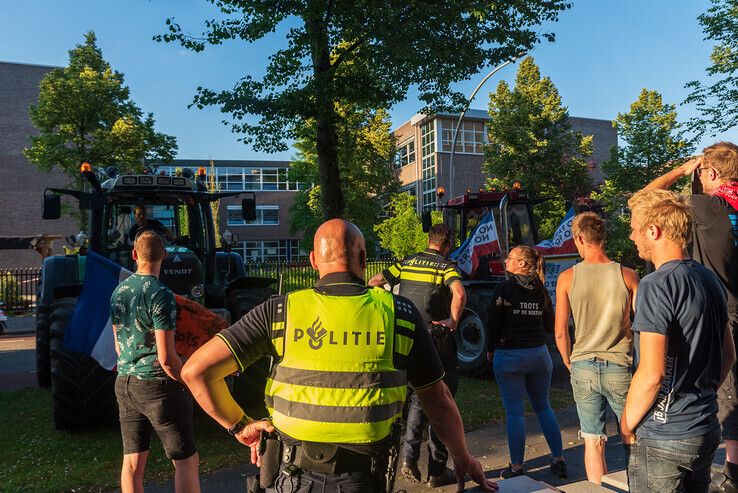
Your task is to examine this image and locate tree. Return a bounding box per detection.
[593,89,694,269]
[482,56,592,238]
[157,1,571,220]
[289,104,400,252]
[374,193,428,259]
[207,160,222,248]
[25,31,177,190]
[684,0,738,137]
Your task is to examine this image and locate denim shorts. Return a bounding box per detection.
[570,358,631,440]
[115,375,196,460]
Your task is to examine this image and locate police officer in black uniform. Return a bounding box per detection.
[368,224,467,487]
[182,220,495,493]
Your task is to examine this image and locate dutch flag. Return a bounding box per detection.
[64,251,131,370]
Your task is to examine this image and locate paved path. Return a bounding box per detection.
[0,315,37,391]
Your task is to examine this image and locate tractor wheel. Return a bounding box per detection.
[454,310,488,374]
[231,356,271,420]
[50,297,117,430]
[36,301,51,387]
[227,287,275,321]
[227,287,275,419]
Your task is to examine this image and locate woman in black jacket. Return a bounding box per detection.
[487,245,567,479]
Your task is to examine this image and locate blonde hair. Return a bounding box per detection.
[627,189,691,249]
[572,212,606,246]
[703,141,738,181]
[134,230,166,263]
[512,245,545,285]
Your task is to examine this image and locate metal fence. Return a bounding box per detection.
[244,259,395,294]
[0,268,41,312]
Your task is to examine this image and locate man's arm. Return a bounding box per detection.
[554,269,573,371]
[416,381,497,492]
[620,331,667,443]
[112,324,120,357]
[720,323,736,387]
[367,272,386,287]
[181,336,274,457]
[155,329,183,382]
[644,157,701,191]
[433,281,466,331]
[622,267,640,340]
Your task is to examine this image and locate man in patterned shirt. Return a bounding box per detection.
[111,230,200,493]
[369,224,466,487]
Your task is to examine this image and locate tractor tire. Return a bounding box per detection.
[231,356,271,420]
[454,310,488,374]
[227,287,275,322]
[227,287,275,419]
[50,297,117,430]
[36,302,51,387]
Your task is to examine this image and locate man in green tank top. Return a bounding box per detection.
[554,212,639,485]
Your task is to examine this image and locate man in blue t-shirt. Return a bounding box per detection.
[622,189,735,493]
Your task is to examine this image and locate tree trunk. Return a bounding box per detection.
[316,111,344,219]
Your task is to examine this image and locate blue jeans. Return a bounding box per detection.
[493,345,563,464]
[570,358,631,440]
[625,428,721,493]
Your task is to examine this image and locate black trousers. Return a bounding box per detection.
[268,468,382,492]
[400,356,460,477]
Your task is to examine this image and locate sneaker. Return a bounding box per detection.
[427,469,456,488]
[550,459,568,479]
[500,463,525,479]
[401,461,422,483]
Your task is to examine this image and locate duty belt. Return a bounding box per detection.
[282,442,376,475]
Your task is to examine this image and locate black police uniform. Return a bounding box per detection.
[218,272,444,492]
[380,248,462,479]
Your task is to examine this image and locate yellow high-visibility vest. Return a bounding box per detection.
[265,286,416,444]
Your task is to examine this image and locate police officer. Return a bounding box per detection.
[182,220,494,493]
[368,224,466,487]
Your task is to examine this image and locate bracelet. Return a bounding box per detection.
[227,414,251,436]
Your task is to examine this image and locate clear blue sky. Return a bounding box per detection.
[0,0,733,160]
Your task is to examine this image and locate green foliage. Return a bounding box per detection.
[158,1,571,218]
[592,89,694,271]
[25,31,177,188]
[483,56,592,239]
[0,275,22,307]
[289,105,400,252]
[374,193,426,259]
[685,0,738,137]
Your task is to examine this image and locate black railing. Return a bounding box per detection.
[243,259,395,294]
[0,268,41,312]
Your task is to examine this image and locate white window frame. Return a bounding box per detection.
[227,205,279,226]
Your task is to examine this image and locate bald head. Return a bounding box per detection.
[310,219,367,278]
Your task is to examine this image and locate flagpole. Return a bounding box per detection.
[447,54,523,200]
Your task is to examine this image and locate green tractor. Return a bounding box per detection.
[36,164,275,429]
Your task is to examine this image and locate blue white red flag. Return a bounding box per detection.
[450,211,500,276]
[535,207,577,255]
[65,251,131,370]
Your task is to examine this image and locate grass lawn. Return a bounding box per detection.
[0,377,572,492]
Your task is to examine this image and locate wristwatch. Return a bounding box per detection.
[227,414,250,436]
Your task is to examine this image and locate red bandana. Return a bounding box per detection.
[711,181,738,211]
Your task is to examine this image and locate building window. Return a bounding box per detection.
[239,240,307,262]
[158,165,305,191]
[440,119,486,154]
[420,121,436,209]
[395,139,416,168]
[227,205,279,226]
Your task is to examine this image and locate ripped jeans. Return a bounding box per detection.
[570,358,631,441]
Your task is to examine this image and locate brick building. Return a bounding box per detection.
[0,61,77,268]
[392,109,617,210]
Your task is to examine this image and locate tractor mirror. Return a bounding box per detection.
[421,211,432,233]
[43,192,61,220]
[241,195,256,222]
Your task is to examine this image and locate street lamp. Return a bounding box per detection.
[447,54,523,200]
